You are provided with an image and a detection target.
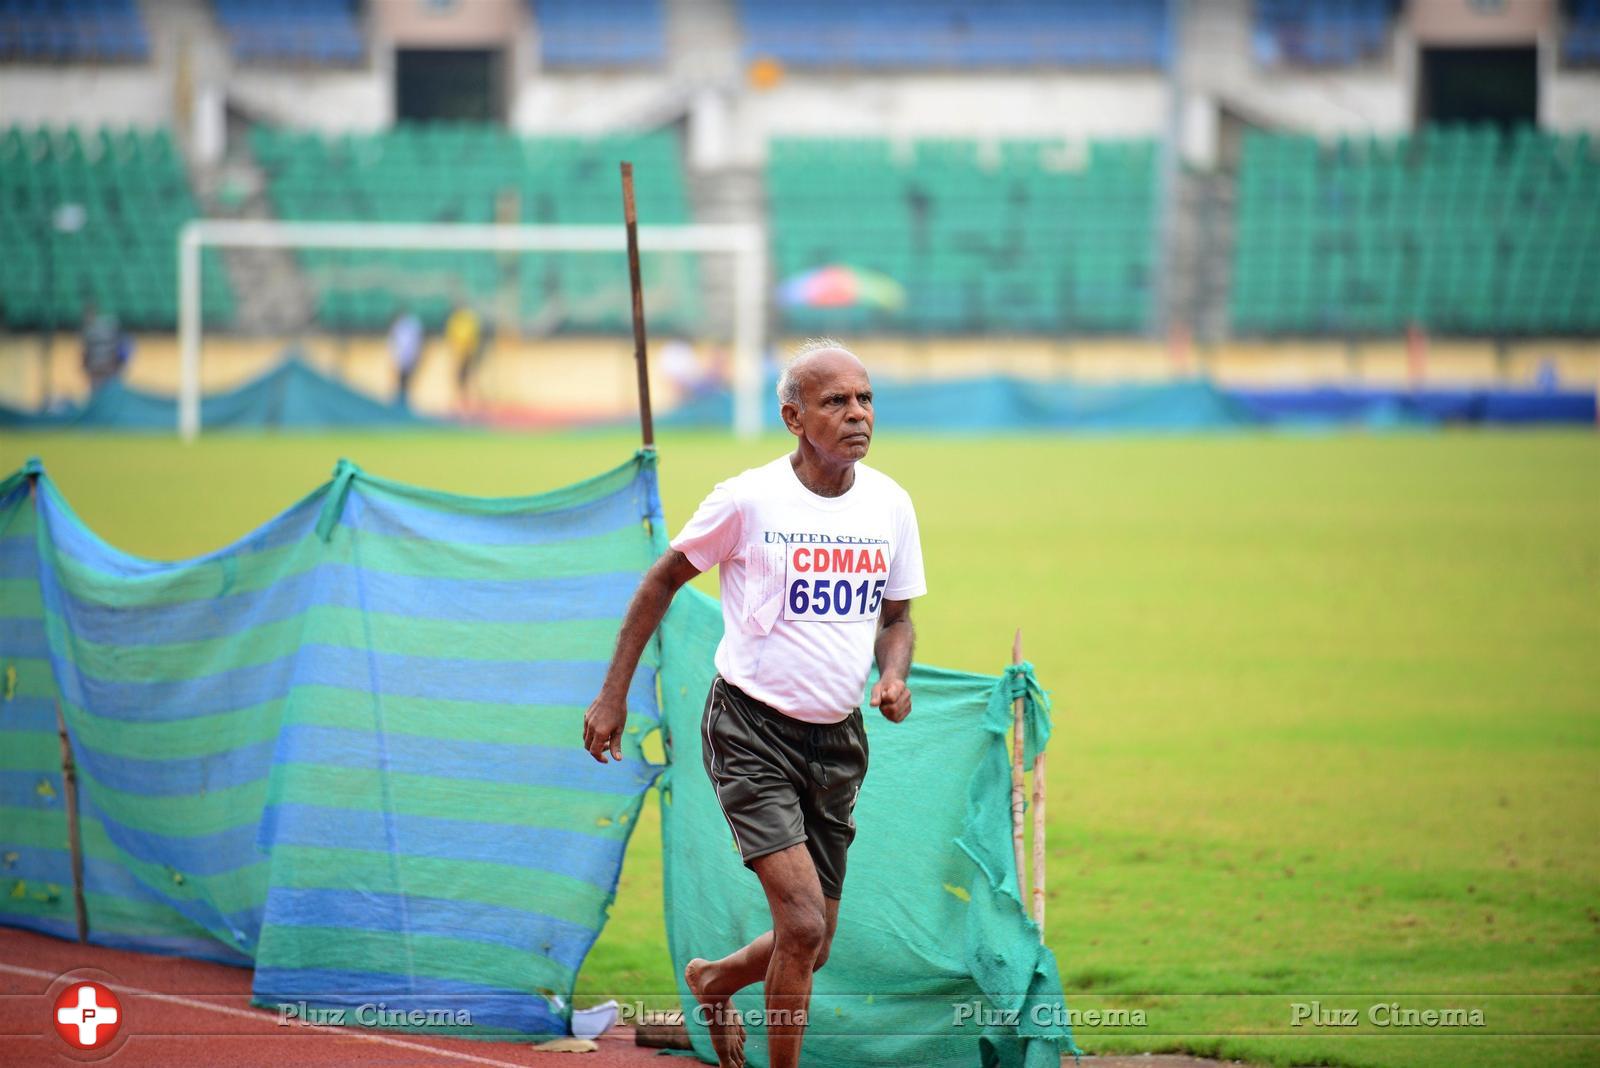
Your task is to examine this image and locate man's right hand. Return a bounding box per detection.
[582,694,628,763]
[579,550,703,766]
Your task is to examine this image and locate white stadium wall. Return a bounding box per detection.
[733,73,1169,159]
[510,75,692,134]
[0,66,172,128]
[227,67,393,133]
[1545,70,1600,131]
[371,0,523,48]
[1543,55,1600,132]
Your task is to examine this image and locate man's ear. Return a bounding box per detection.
[780,401,804,436]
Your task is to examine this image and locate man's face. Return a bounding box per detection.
[782,350,874,463]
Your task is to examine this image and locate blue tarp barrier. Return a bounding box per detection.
[0,358,431,431]
[666,377,1596,432]
[4,360,1591,433]
[1228,386,1598,426]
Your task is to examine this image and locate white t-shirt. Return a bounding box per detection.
[670,455,927,724]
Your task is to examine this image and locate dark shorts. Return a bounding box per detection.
[700,676,869,900]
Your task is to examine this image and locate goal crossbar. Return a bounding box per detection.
[177,219,768,441]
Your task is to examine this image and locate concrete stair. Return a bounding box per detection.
[685,164,766,342]
[1161,168,1236,346]
[665,0,742,84]
[203,140,316,336]
[145,0,315,336]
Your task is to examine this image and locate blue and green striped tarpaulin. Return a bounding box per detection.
[0,452,667,1037]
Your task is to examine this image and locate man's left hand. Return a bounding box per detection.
[870,677,911,723]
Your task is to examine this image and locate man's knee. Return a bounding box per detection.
[810,900,842,971]
[774,895,827,958]
[752,844,829,960]
[811,933,833,971]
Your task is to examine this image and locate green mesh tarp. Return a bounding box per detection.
[660,587,1079,1067]
[0,451,1076,1060]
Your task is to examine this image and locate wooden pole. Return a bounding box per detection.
[1010,629,1027,907]
[619,161,655,450]
[26,473,87,942]
[54,699,89,943]
[1032,748,1047,935]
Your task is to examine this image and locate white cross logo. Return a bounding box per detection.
[56,983,120,1047]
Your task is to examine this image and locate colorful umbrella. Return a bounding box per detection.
[777,264,906,311]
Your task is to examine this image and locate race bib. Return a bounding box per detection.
[782,539,890,623]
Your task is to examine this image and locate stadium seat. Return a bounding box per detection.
[737,0,1166,70]
[530,0,664,67]
[1230,124,1600,337]
[250,124,699,334]
[213,0,363,65]
[1254,0,1397,67]
[767,136,1157,334]
[0,0,149,62]
[1565,0,1600,65]
[0,124,234,330]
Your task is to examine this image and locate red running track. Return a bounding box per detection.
[0,926,683,1067]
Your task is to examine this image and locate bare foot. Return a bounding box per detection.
[685,958,746,1068]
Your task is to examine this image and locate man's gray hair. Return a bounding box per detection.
[776,337,854,408]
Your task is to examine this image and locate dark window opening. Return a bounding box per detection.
[396,49,504,124]
[1418,47,1538,129]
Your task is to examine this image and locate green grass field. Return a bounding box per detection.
[3,428,1597,1068]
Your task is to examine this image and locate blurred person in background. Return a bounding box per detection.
[445,302,483,410]
[80,303,130,393]
[661,337,716,402]
[388,307,423,409]
[473,316,496,402]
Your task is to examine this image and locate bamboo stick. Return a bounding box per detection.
[1032,749,1046,935]
[29,473,88,943]
[1011,629,1027,906]
[55,699,88,943]
[619,161,655,450]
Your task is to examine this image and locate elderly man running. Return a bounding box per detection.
[583,339,926,1067]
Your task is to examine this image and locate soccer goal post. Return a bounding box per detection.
[176,219,768,441]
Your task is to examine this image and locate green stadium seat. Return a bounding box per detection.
[0,123,235,330]
[250,124,697,335]
[1232,123,1600,336]
[767,135,1157,334]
